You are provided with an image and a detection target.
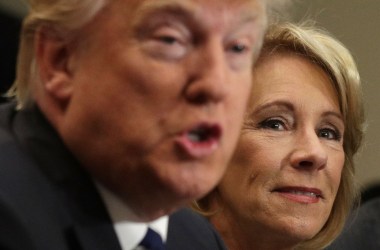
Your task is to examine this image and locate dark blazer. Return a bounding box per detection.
[0,102,226,250]
[327,198,380,250]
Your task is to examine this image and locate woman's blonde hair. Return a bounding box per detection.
[7,0,107,109]
[259,22,365,249]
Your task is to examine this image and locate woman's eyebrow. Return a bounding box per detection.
[322,111,344,126]
[254,100,294,113]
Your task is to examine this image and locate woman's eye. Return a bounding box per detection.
[318,128,341,141]
[259,119,285,130]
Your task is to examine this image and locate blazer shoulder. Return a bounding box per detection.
[0,102,17,129]
[328,198,380,250]
[166,208,227,250]
[0,104,70,249]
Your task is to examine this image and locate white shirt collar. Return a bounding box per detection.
[95,182,169,250]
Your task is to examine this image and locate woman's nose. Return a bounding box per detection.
[289,130,328,171]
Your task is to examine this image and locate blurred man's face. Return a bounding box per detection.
[59,0,267,221]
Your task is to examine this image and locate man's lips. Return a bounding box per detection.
[273,186,323,204]
[175,123,222,159]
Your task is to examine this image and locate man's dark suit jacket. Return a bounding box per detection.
[0,102,226,250]
[327,198,380,250]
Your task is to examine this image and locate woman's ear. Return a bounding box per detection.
[35,26,76,103]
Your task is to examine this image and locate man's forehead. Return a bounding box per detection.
[127,0,264,14]
[128,0,265,25]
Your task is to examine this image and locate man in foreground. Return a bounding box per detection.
[0,0,269,249]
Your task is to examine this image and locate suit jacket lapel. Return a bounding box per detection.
[69,222,122,250]
[12,104,122,250]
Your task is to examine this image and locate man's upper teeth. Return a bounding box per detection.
[188,128,208,142]
[188,132,202,142]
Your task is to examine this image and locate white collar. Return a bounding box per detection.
[95,182,168,250]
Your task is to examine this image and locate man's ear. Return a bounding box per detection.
[35,26,76,103]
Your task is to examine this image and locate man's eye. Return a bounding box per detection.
[145,28,188,60]
[318,128,341,141]
[152,25,185,46]
[259,119,285,130]
[230,43,247,53]
[157,36,178,45]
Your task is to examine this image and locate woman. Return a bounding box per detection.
[195,22,365,249]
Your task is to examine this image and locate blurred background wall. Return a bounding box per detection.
[0,1,379,195]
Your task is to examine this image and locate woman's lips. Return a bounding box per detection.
[175,123,222,159]
[273,186,323,204]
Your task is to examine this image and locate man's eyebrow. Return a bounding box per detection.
[133,1,196,26]
[133,1,261,28]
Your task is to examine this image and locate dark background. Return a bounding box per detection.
[0,10,21,103]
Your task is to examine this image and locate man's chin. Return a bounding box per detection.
[130,166,221,221]
[131,204,181,222]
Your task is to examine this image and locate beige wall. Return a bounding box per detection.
[290,0,380,190]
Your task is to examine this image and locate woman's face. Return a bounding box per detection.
[215,53,345,247]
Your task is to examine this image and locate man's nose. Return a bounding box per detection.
[289,130,328,171]
[184,40,229,105]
